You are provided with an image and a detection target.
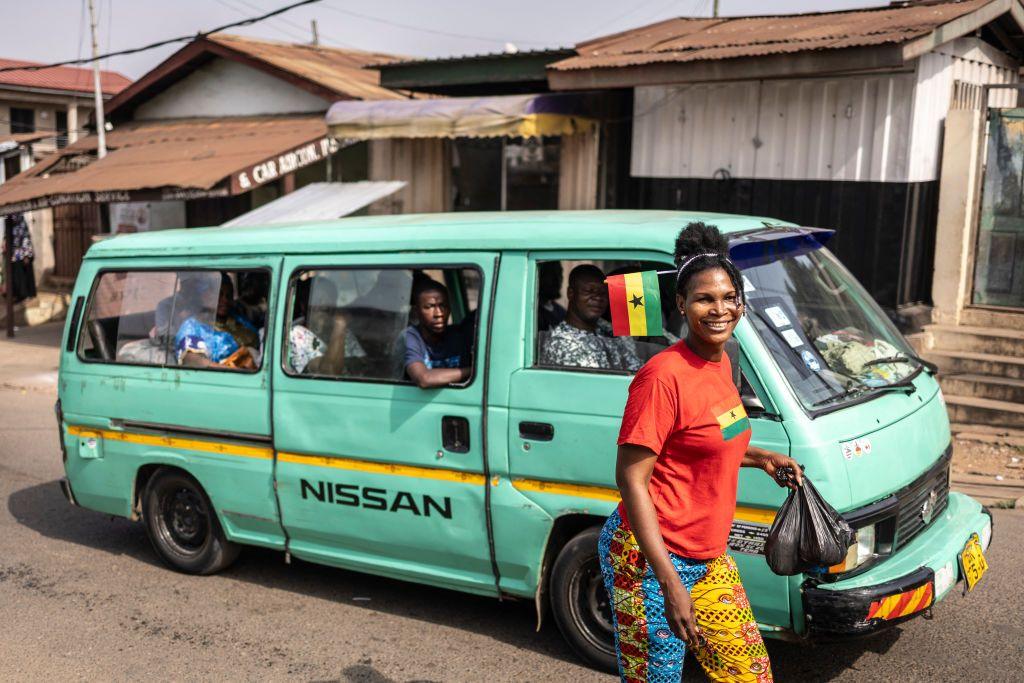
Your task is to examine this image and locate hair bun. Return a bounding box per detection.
[673,221,729,265]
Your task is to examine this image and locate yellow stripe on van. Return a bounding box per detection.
[278,451,488,485]
[512,478,622,502]
[734,506,777,525]
[67,424,780,526]
[511,478,778,525]
[66,424,273,460]
[623,271,648,336]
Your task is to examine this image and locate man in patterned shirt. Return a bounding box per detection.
[539,264,641,372]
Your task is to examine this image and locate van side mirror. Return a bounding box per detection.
[741,394,765,414]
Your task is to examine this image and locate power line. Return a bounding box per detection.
[0,0,324,74]
[319,3,548,46]
[227,0,353,48]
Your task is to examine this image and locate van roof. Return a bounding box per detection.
[86,210,797,259]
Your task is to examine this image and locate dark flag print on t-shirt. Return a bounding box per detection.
[712,398,750,441]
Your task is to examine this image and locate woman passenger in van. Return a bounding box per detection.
[176,274,258,370]
[600,223,803,683]
[288,274,366,375]
[401,278,471,388]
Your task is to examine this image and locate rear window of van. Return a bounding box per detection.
[79,269,270,372]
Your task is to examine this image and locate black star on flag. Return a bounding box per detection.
[630,294,644,309]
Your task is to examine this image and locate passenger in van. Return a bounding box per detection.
[175,274,257,370]
[401,278,472,388]
[537,261,566,332]
[217,277,261,351]
[289,275,366,375]
[150,273,210,341]
[233,271,268,330]
[539,265,641,372]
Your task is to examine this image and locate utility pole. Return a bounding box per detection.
[4,217,13,338]
[311,19,320,46]
[87,0,107,159]
[713,0,720,18]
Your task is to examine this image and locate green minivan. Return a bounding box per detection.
[56,211,992,670]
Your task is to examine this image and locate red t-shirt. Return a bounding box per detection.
[617,341,751,560]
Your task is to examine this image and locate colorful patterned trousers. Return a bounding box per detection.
[598,510,773,683]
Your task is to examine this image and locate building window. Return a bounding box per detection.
[10,107,34,134]
[56,110,68,148]
[451,137,560,212]
[3,155,21,181]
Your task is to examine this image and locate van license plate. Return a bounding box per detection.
[959,533,988,592]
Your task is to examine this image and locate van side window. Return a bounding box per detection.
[285,267,479,386]
[78,269,270,371]
[534,259,680,374]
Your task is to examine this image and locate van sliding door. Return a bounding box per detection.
[271,252,499,595]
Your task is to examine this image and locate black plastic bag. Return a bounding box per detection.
[764,475,856,576]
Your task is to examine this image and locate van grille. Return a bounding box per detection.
[893,446,952,551]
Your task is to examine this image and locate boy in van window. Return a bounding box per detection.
[539,264,641,372]
[402,279,472,388]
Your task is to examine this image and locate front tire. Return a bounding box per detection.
[142,468,239,575]
[550,526,617,672]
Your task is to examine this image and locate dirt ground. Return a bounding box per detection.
[952,437,1024,481]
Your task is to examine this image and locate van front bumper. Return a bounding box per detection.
[801,491,992,639]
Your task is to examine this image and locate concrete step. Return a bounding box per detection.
[923,324,1024,357]
[945,394,1024,431]
[951,474,1024,508]
[958,307,1024,333]
[941,373,1024,404]
[924,349,1024,380]
[950,423,1024,447]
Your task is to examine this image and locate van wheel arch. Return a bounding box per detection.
[536,514,606,628]
[132,463,164,520]
[139,466,239,575]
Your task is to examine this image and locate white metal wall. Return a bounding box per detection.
[631,38,1019,184]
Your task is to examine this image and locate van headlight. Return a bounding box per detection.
[828,524,876,574]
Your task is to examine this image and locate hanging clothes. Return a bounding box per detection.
[4,213,37,303]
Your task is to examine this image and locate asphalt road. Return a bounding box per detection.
[2,386,1023,682]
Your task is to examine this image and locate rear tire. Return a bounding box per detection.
[550,526,617,672]
[142,468,239,575]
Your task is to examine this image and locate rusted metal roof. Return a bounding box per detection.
[0,115,331,215]
[206,33,405,100]
[551,0,994,70]
[0,58,130,95]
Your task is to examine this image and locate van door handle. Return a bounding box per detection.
[519,422,554,441]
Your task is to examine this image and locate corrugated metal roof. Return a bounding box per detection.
[0,58,130,95]
[206,33,406,100]
[552,0,993,70]
[0,114,327,211]
[222,181,406,226]
[376,48,574,70]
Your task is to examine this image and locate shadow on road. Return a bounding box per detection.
[9,479,908,681]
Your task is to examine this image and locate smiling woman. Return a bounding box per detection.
[600,222,804,683]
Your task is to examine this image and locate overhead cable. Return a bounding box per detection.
[0,0,324,73]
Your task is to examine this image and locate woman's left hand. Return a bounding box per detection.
[757,450,803,489]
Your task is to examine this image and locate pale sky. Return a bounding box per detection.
[1,0,883,80]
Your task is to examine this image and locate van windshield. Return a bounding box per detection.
[740,239,919,411]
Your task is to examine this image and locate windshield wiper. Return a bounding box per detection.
[862,352,938,375]
[810,377,917,408]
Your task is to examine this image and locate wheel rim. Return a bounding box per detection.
[567,557,616,655]
[156,485,210,556]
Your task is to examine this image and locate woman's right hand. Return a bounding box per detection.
[662,577,701,647]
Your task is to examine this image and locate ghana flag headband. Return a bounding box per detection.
[606,254,736,337]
